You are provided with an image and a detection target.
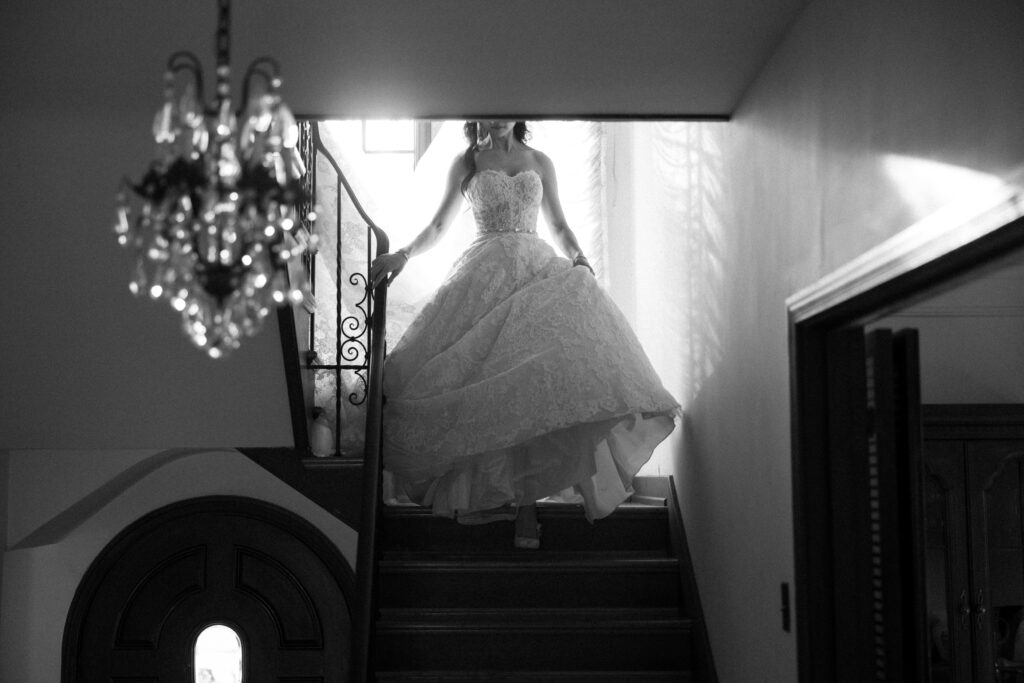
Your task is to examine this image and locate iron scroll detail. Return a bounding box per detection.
[300,120,388,453]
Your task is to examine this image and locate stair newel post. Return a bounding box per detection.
[352,225,389,682]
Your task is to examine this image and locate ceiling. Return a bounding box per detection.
[3,0,812,118]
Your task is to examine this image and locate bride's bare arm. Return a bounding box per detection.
[537,153,594,274]
[370,155,469,287]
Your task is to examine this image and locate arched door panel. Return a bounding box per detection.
[64,497,354,683]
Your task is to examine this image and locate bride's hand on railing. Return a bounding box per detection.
[370,249,410,288]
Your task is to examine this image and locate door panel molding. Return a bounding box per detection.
[62,496,355,683]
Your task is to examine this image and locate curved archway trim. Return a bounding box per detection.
[61,495,355,683]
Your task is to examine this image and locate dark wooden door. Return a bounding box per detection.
[64,497,353,683]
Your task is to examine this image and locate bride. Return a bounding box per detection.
[370,120,679,549]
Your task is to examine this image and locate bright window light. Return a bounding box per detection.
[194,623,243,683]
[362,119,415,153]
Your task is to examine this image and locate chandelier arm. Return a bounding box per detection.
[240,64,275,114]
[241,58,282,104]
[166,51,205,103]
[246,57,282,78]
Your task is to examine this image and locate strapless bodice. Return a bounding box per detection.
[467,169,542,235]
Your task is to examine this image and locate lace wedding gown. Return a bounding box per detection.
[383,169,680,521]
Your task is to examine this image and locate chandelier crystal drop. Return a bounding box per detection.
[114,0,316,359]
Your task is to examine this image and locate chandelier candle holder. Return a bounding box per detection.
[114,0,316,358]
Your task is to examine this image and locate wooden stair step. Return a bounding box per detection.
[381,549,670,562]
[378,606,685,624]
[371,476,713,681]
[627,494,667,506]
[376,671,692,682]
[375,614,692,671]
[380,504,670,554]
[378,557,683,609]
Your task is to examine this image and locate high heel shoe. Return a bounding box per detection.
[514,522,542,550]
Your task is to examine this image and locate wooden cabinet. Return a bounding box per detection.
[924,406,1024,683]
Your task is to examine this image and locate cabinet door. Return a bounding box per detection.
[923,441,972,683]
[966,441,1024,683]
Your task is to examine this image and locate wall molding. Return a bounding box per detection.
[884,306,1024,319]
[787,168,1024,323]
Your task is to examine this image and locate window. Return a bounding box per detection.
[361,119,415,154]
[194,624,243,683]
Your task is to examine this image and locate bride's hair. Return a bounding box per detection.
[460,121,530,196]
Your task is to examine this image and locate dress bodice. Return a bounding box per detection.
[467,169,543,234]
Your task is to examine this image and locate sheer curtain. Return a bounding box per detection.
[602,121,726,473]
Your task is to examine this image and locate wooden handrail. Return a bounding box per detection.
[350,274,385,679]
[307,121,390,681]
[351,263,388,682]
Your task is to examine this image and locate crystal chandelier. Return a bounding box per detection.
[114,0,316,358]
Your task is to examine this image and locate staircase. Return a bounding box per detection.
[371,477,715,682]
[262,131,714,679]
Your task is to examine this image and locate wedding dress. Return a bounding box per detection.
[383,168,680,521]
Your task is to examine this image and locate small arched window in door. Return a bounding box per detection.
[194,623,243,683]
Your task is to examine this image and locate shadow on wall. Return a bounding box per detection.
[635,121,726,412]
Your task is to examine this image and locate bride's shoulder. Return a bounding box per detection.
[524,149,556,178]
[523,147,551,164]
[444,152,473,183]
[449,151,472,172]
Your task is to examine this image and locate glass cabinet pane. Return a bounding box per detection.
[974,450,1024,682]
[925,467,955,682]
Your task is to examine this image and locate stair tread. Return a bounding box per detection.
[380,504,671,555]
[378,607,689,628]
[379,606,683,620]
[382,549,671,561]
[626,494,667,506]
[373,478,703,680]
[378,621,692,633]
[380,556,679,570]
[375,671,691,681]
[375,624,692,671]
[383,503,668,518]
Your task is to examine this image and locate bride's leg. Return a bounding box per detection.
[514,504,541,549]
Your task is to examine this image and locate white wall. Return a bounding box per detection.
[674,2,1024,681]
[0,449,8,645]
[871,315,1024,404]
[872,256,1024,404]
[602,121,727,475]
[0,449,357,683]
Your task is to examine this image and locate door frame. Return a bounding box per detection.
[787,183,1024,681]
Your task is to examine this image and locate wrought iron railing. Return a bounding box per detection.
[297,119,389,681]
[302,122,383,454]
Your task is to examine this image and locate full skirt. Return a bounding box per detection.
[383,231,680,521]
